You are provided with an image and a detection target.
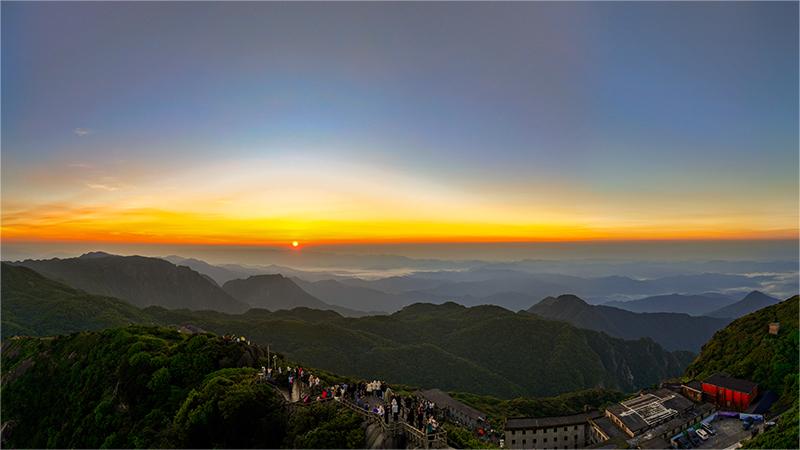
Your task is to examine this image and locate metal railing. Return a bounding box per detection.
[259,375,448,448]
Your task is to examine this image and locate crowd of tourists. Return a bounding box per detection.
[257,365,442,435]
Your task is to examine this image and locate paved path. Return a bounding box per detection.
[259,376,448,448]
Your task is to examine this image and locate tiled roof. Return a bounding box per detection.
[703,374,758,393]
[505,411,602,430]
[590,416,626,440]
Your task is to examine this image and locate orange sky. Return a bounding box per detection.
[2,202,797,247]
[2,2,798,249]
[2,155,797,246]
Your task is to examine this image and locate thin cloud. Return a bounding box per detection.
[68,162,93,169]
[86,183,119,191]
[73,128,92,136]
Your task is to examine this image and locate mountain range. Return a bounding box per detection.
[1,252,796,449]
[605,291,779,319]
[706,290,781,318]
[603,293,738,315]
[221,274,362,316]
[3,269,795,449]
[1,262,693,398]
[162,255,256,284]
[291,277,409,314]
[13,253,249,313]
[11,253,369,317]
[527,294,732,351]
[150,255,792,313]
[134,302,700,397]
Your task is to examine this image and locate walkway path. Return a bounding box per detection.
[258,375,447,448]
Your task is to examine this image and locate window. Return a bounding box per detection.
[533,439,537,444]
[522,440,526,445]
[544,438,547,443]
[522,430,526,435]
[564,427,568,431]
[511,440,515,445]
[512,430,516,435]
[574,435,578,441]
[554,436,558,442]
[574,425,578,430]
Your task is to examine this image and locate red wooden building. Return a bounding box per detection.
[701,374,758,411]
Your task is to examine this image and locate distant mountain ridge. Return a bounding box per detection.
[162,255,253,284]
[339,270,769,308]
[604,293,738,315]
[291,277,406,313]
[707,291,780,318]
[13,253,249,313]
[222,274,363,316]
[527,294,732,351]
[146,255,792,313]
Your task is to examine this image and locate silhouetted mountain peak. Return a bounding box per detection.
[222,274,338,313]
[247,273,287,281]
[534,294,588,309]
[555,294,588,306]
[742,290,772,302]
[395,301,466,317]
[78,251,117,259]
[707,290,780,319]
[537,296,559,306]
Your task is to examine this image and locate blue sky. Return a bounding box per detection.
[2,2,798,245]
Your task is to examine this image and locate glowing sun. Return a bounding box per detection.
[292,241,299,248]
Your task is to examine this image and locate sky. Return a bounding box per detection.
[2,2,798,251]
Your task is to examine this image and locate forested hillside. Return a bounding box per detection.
[145,302,693,397]
[1,263,153,338]
[684,295,799,449]
[684,296,798,407]
[1,265,695,398]
[528,294,730,351]
[0,326,364,448]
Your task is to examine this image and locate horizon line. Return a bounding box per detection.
[2,236,798,248]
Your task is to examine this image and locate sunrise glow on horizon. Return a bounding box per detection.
[2,2,798,248]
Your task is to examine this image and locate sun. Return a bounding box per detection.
[291,241,299,248]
